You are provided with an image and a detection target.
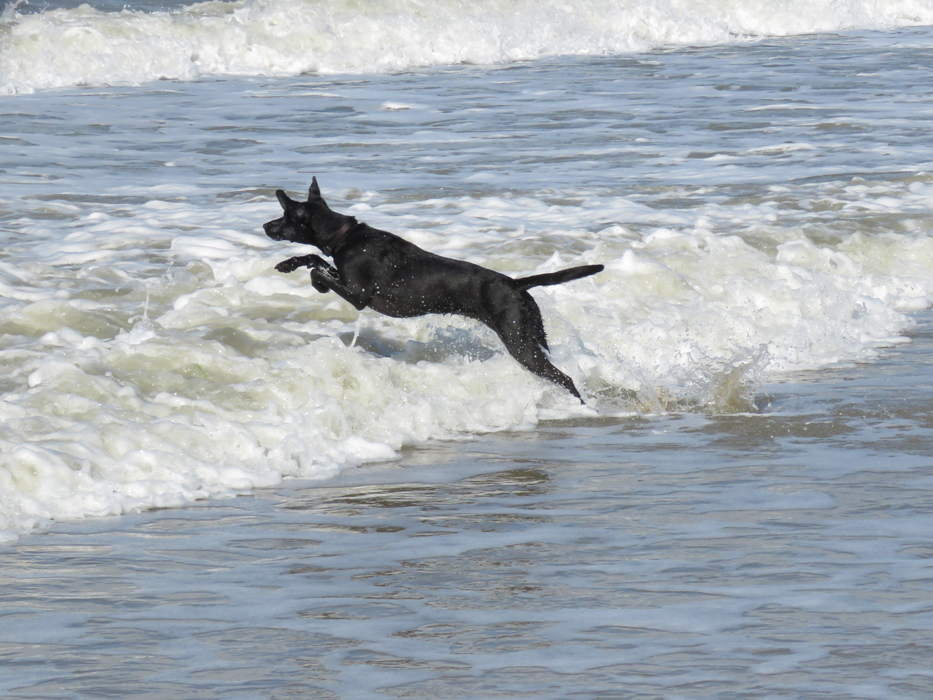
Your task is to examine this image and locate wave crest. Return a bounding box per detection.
[3,0,932,93]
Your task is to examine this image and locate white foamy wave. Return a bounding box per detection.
[4,175,933,539]
[2,0,932,93]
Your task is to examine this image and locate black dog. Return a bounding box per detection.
[264,178,603,399]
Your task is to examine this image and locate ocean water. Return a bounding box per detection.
[2,0,933,696]
[5,336,933,699]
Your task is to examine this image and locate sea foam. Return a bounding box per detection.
[2,0,933,93]
[4,175,933,539]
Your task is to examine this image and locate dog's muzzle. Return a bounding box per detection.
[263,218,286,240]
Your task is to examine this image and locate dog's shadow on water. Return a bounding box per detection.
[336,326,499,365]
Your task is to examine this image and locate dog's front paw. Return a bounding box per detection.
[275,257,303,274]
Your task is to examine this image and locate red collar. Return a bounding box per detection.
[323,220,357,255]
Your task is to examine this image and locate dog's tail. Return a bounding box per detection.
[514,264,604,291]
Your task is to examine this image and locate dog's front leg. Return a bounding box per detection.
[276,255,340,293]
[309,267,334,294]
[276,255,316,274]
[276,253,337,275]
[304,255,340,292]
[310,269,375,311]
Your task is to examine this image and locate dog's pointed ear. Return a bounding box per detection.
[308,177,322,201]
[276,189,293,210]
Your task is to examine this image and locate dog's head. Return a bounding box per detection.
[263,177,349,247]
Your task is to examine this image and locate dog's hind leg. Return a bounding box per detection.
[489,301,582,400]
[503,335,581,399]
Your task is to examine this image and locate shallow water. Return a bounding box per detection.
[3,312,933,699]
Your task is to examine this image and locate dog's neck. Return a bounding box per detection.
[322,218,358,255]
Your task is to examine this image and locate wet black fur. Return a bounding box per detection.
[264,178,603,399]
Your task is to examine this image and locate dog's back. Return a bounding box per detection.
[334,223,526,321]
